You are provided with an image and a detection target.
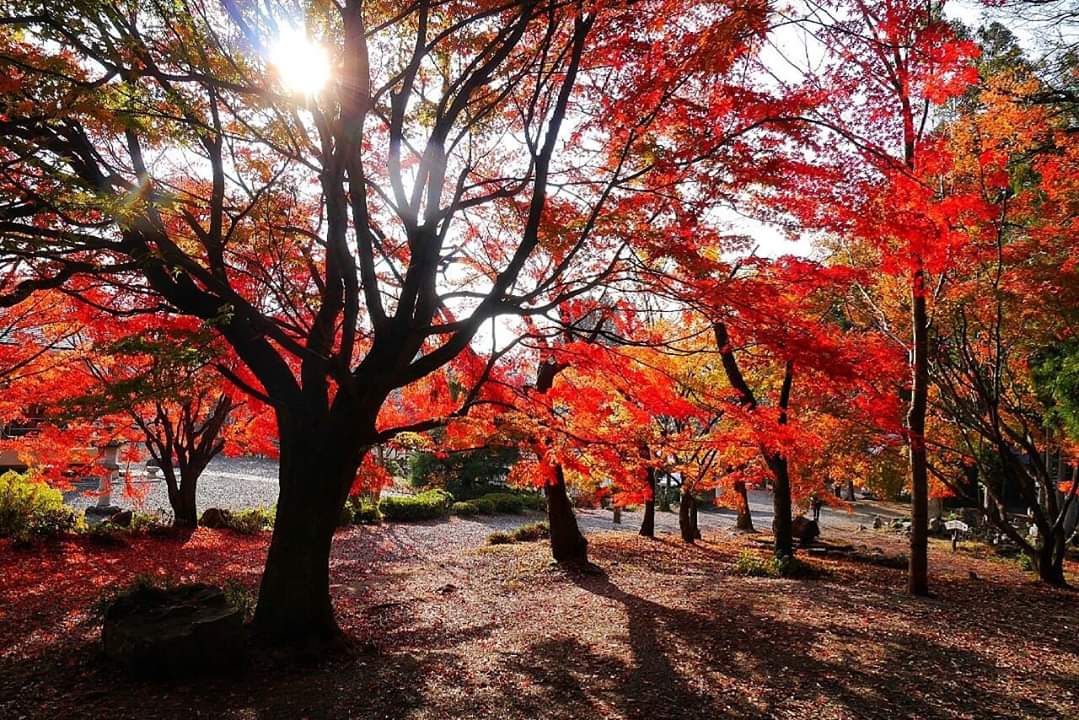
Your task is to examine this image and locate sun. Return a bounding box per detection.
[271,26,330,96]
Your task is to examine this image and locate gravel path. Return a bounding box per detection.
[62,456,910,537]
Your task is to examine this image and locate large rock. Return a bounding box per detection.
[791,515,820,545]
[102,583,245,677]
[199,507,230,528]
[110,509,133,528]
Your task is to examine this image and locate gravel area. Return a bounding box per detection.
[62,456,281,517]
[62,456,911,535]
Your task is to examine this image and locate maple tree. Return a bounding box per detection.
[924,33,1079,585]
[0,0,783,643]
[67,318,273,527]
[773,0,981,594]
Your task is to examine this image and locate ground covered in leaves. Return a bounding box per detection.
[1,517,1076,720]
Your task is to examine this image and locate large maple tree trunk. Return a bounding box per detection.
[908,282,930,596]
[547,465,588,563]
[640,467,656,538]
[734,480,754,531]
[253,414,362,645]
[169,476,198,528]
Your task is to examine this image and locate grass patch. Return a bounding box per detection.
[486,530,515,545]
[733,549,826,578]
[512,521,550,541]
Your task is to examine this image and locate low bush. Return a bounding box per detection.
[224,506,276,534]
[517,492,547,511]
[478,492,525,514]
[512,521,550,541]
[734,549,783,577]
[451,501,480,516]
[733,549,826,579]
[129,511,169,533]
[0,471,79,541]
[486,530,514,545]
[347,497,382,525]
[379,490,451,521]
[222,579,256,621]
[471,497,496,514]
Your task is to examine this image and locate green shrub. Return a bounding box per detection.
[1017,552,1034,572]
[486,530,515,545]
[129,511,168,533]
[471,497,496,514]
[512,521,550,541]
[733,549,824,579]
[348,497,382,525]
[0,471,79,541]
[478,492,525,514]
[379,490,450,521]
[425,488,455,506]
[224,506,275,534]
[451,501,480,516]
[734,549,783,577]
[222,579,256,621]
[338,504,355,527]
[517,492,547,511]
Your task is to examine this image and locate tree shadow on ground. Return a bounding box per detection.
[560,562,1069,720]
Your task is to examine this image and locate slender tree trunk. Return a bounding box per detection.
[771,362,795,558]
[537,359,588,563]
[734,480,754,531]
[546,465,588,563]
[679,489,697,543]
[909,282,930,596]
[253,413,363,645]
[640,467,656,538]
[771,458,793,558]
[1037,530,1067,587]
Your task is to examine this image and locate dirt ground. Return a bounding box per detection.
[0,516,1076,720]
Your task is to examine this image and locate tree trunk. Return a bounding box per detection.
[640,467,656,538]
[546,465,587,563]
[908,282,930,596]
[171,475,198,528]
[771,458,793,559]
[679,490,697,543]
[734,480,754,531]
[253,414,363,645]
[1037,530,1067,587]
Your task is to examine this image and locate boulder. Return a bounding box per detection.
[110,509,133,528]
[85,504,122,518]
[199,507,230,528]
[102,583,245,677]
[791,515,820,545]
[872,516,883,529]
